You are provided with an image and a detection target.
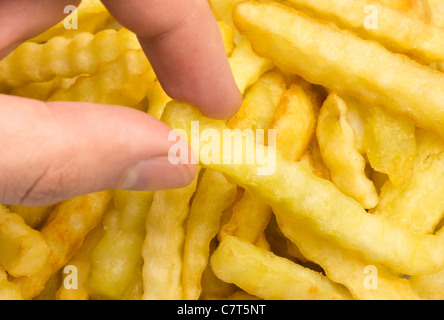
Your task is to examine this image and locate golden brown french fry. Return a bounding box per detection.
[219,190,272,244]
[217,21,235,56]
[0,267,22,300]
[142,168,200,300]
[316,94,378,209]
[210,236,352,300]
[228,70,286,130]
[10,191,112,299]
[161,101,444,276]
[182,169,238,300]
[7,204,54,229]
[285,0,444,65]
[232,1,444,140]
[0,205,50,278]
[268,83,317,162]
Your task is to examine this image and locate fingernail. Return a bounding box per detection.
[118,156,196,191]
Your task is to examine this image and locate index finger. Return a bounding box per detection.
[100,0,242,119]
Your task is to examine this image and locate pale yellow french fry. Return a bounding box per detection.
[232,1,444,140]
[350,95,417,187]
[276,213,421,300]
[10,191,112,299]
[7,204,54,229]
[210,236,352,300]
[228,40,275,95]
[410,267,444,300]
[0,205,50,278]
[227,290,262,300]
[142,169,200,300]
[209,0,245,44]
[55,225,104,300]
[0,267,22,300]
[161,101,444,276]
[220,71,286,244]
[427,0,444,27]
[146,76,172,120]
[378,0,429,19]
[89,190,153,300]
[182,169,238,300]
[285,0,444,65]
[49,49,152,107]
[0,28,141,87]
[30,0,111,43]
[316,94,378,209]
[372,129,444,234]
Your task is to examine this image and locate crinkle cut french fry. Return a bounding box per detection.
[9,77,77,102]
[232,1,444,141]
[210,236,352,300]
[228,70,286,131]
[10,191,112,300]
[228,40,275,96]
[29,0,111,43]
[0,205,50,278]
[8,204,54,229]
[347,95,417,187]
[219,190,272,244]
[220,71,286,244]
[268,83,317,162]
[316,94,378,209]
[55,225,104,300]
[182,169,237,300]
[161,101,444,276]
[276,213,421,300]
[372,129,444,234]
[49,50,152,107]
[0,267,22,300]
[142,168,200,300]
[88,191,153,300]
[285,0,444,65]
[0,28,141,87]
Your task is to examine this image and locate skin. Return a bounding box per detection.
[0,0,242,206]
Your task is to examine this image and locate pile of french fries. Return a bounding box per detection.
[0,0,443,300]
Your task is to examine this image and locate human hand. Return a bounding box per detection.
[0,0,242,206]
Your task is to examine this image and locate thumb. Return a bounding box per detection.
[0,94,196,206]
